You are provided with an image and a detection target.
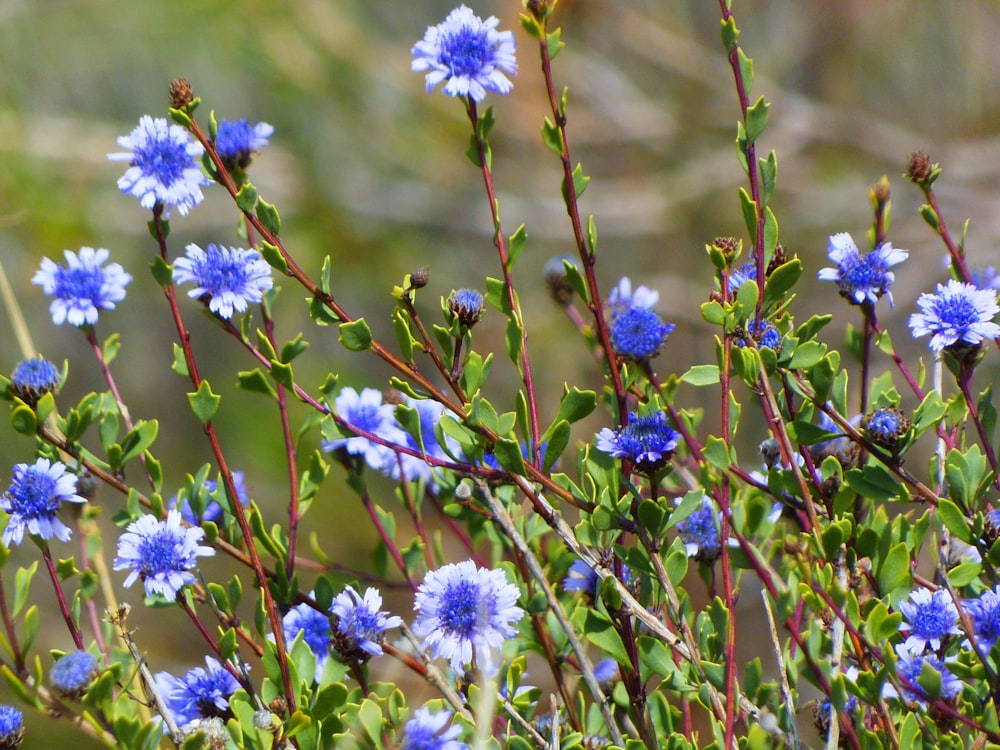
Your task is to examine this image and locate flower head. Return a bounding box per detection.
[543,255,578,305]
[562,559,599,597]
[898,588,961,653]
[322,387,404,470]
[1,458,85,546]
[281,602,332,681]
[885,646,962,706]
[113,509,215,600]
[676,496,723,563]
[909,279,1000,352]
[51,650,99,698]
[818,233,908,307]
[736,319,781,350]
[963,586,1000,651]
[970,266,1000,291]
[448,289,485,328]
[331,586,402,663]
[863,406,910,451]
[154,657,240,729]
[108,116,210,217]
[413,559,524,675]
[412,5,517,102]
[609,306,674,361]
[173,244,273,319]
[214,119,273,171]
[727,262,757,295]
[607,277,659,313]
[10,358,60,403]
[383,396,461,487]
[593,658,620,692]
[32,247,132,327]
[596,412,679,474]
[169,471,250,525]
[0,705,23,749]
[402,707,467,750]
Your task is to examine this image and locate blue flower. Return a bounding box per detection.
[413,559,524,675]
[562,559,599,596]
[173,243,273,319]
[401,707,467,750]
[736,319,781,350]
[154,657,240,729]
[281,601,332,681]
[963,586,1000,651]
[885,645,962,706]
[676,496,723,562]
[607,277,659,313]
[214,119,273,170]
[322,387,405,470]
[593,658,620,691]
[596,412,679,474]
[1,458,86,546]
[863,406,909,450]
[113,509,215,600]
[970,266,1000,291]
[448,289,485,327]
[609,306,674,361]
[728,262,757,295]
[412,5,517,103]
[909,279,1000,352]
[0,705,23,749]
[169,471,250,525]
[331,586,402,662]
[108,116,210,217]
[382,396,461,487]
[10,358,60,402]
[51,649,99,698]
[32,247,132,327]
[818,232,908,307]
[898,588,960,652]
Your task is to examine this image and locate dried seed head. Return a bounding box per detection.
[906,151,934,185]
[169,78,195,109]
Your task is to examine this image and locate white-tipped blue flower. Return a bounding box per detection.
[108,116,210,217]
[676,495,723,562]
[113,509,214,600]
[413,559,524,675]
[154,657,240,729]
[884,645,962,707]
[818,232,908,307]
[964,586,1000,651]
[280,601,332,682]
[909,279,1000,352]
[401,707,467,750]
[898,588,961,653]
[322,387,405,470]
[32,247,132,327]
[607,277,659,313]
[411,5,517,102]
[1,458,86,546]
[173,243,273,319]
[331,585,402,662]
[596,412,680,474]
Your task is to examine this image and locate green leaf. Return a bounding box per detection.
[10,406,36,436]
[493,437,526,475]
[149,256,173,288]
[947,561,981,587]
[120,420,158,465]
[546,27,565,59]
[762,259,801,309]
[235,183,258,213]
[737,48,754,95]
[877,541,910,593]
[339,319,373,352]
[720,17,740,53]
[552,386,597,426]
[582,609,630,667]
[541,117,563,155]
[562,163,590,203]
[256,197,281,235]
[237,369,277,399]
[542,420,569,473]
[260,241,287,274]
[936,498,973,543]
[507,224,528,272]
[745,97,769,143]
[13,561,37,617]
[759,150,777,206]
[187,381,221,425]
[738,188,757,240]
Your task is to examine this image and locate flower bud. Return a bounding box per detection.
[169,78,195,109]
[448,288,485,328]
[10,357,59,404]
[543,255,577,305]
[905,151,935,185]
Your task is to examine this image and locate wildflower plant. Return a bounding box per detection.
[6,3,1000,750]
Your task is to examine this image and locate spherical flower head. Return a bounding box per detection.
[1,458,86,546]
[0,705,23,749]
[402,707,467,750]
[885,646,962,706]
[331,586,402,663]
[609,306,674,361]
[413,559,524,675]
[595,412,679,474]
[281,602,332,681]
[10,358,60,403]
[818,233,908,307]
[411,5,517,103]
[154,657,240,729]
[593,658,620,692]
[676,496,723,563]
[51,649,99,698]
[173,244,273,320]
[607,277,659,313]
[863,406,910,451]
[909,279,1000,352]
[214,119,274,171]
[113,509,215,600]
[963,586,1000,651]
[898,588,961,653]
[170,471,250,525]
[322,387,405,470]
[108,116,210,217]
[448,289,485,328]
[32,247,132,327]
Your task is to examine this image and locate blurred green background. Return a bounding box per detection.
[3,0,1000,745]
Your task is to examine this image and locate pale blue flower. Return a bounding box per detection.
[322,387,405,470]
[1,458,85,546]
[281,601,332,681]
[963,586,1000,651]
[169,471,250,525]
[676,496,722,562]
[10,358,59,401]
[331,585,402,662]
[382,396,460,486]
[898,588,960,653]
[113,509,214,599]
[884,645,961,706]
[32,247,132,327]
[607,277,658,313]
[173,243,273,319]
[51,650,99,698]
[909,279,1000,352]
[402,706,467,750]
[818,232,907,307]
[154,657,239,728]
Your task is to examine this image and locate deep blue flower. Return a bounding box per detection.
[898,588,960,653]
[281,601,332,681]
[154,657,240,728]
[108,115,210,217]
[1,458,85,546]
[593,658,620,691]
[413,559,524,675]
[885,646,962,706]
[676,496,723,562]
[173,243,273,319]
[909,279,1000,352]
[963,586,1000,651]
[322,387,404,470]
[596,412,679,473]
[331,585,402,662]
[412,5,517,103]
[863,407,909,450]
[609,306,674,361]
[169,471,250,525]
[0,705,23,749]
[401,706,467,750]
[818,232,908,307]
[563,559,599,596]
[51,649,99,697]
[214,119,273,170]
[449,289,485,327]
[32,247,132,327]
[10,358,60,402]
[113,509,214,600]
[736,319,781,350]
[728,262,757,295]
[607,277,658,313]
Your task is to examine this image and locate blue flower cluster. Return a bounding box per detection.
[818,232,907,307]
[596,411,679,474]
[605,277,674,361]
[33,247,132,327]
[173,243,273,320]
[1,458,86,546]
[154,657,240,729]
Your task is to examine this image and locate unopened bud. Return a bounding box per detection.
[169,78,194,109]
